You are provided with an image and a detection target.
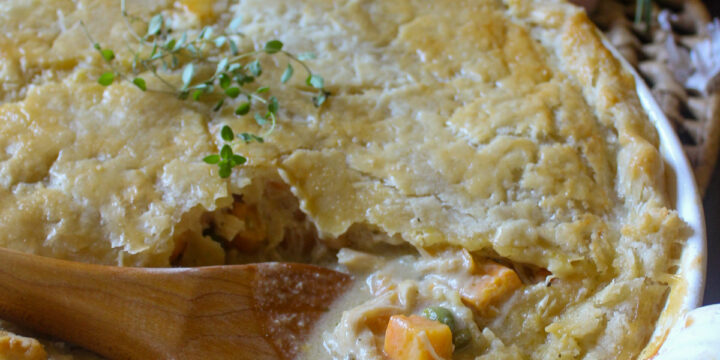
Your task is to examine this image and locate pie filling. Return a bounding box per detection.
[161,177,673,360]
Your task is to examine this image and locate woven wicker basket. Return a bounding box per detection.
[587,0,719,194]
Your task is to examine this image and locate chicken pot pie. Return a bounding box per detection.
[0,0,690,359]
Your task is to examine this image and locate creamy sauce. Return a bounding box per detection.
[300,277,371,360]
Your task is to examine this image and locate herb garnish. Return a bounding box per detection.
[634,0,653,33]
[83,0,329,178]
[203,126,247,178]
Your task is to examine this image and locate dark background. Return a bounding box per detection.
[706,0,719,18]
[702,0,719,305]
[704,154,719,305]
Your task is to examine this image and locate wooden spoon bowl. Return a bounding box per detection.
[0,247,352,359]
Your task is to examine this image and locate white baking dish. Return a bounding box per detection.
[601,39,709,358]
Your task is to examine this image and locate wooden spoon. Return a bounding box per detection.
[0,247,352,359]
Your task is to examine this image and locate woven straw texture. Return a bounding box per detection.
[588,0,720,194]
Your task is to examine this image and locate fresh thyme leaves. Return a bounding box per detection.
[98,72,116,86]
[181,63,195,90]
[297,52,317,61]
[281,65,294,84]
[247,60,263,77]
[313,90,330,107]
[83,1,329,179]
[268,96,279,114]
[203,126,248,178]
[100,49,115,62]
[240,133,264,144]
[220,125,235,142]
[132,77,147,91]
[634,0,652,33]
[225,87,241,98]
[235,102,251,116]
[264,40,284,54]
[147,14,163,37]
[307,74,324,89]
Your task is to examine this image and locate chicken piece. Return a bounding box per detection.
[230,201,267,252]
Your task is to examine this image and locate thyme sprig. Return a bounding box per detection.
[635,0,653,33]
[84,0,329,178]
[203,126,248,179]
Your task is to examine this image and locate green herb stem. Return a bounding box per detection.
[85,5,329,179]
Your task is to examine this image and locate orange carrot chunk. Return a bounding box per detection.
[0,331,47,360]
[179,0,215,20]
[384,315,453,360]
[230,202,266,252]
[460,262,522,314]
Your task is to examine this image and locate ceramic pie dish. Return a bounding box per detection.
[0,0,709,359]
[604,38,708,359]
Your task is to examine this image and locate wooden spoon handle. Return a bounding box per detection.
[0,247,350,359]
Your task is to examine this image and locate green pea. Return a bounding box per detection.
[421,306,456,332]
[453,328,472,349]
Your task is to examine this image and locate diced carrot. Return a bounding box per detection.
[0,331,47,360]
[230,202,266,252]
[179,0,215,21]
[384,315,453,360]
[460,261,522,315]
[367,314,392,335]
